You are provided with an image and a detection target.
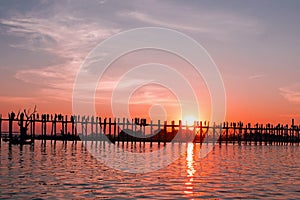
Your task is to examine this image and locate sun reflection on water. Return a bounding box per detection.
[184,143,196,196]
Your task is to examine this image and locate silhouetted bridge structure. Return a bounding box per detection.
[0,112,300,146]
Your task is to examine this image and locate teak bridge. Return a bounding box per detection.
[0,111,300,146]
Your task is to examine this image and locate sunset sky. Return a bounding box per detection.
[0,0,300,124]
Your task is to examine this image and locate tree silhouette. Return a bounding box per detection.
[16,105,37,140]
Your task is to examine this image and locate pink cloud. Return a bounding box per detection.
[279,84,300,103]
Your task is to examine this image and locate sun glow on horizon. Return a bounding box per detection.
[182,115,198,126]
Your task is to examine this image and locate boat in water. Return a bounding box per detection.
[2,134,33,145]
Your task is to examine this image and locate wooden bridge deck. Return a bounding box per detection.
[1,113,299,145]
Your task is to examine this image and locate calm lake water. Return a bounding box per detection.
[1,140,300,199]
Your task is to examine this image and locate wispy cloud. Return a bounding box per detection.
[248,74,266,80]
[280,113,300,118]
[0,12,120,100]
[0,16,119,55]
[0,96,33,103]
[279,84,300,103]
[124,11,209,33]
[120,10,264,40]
[129,90,178,105]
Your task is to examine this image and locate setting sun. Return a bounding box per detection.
[182,116,198,126]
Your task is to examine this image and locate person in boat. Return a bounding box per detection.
[20,127,28,141]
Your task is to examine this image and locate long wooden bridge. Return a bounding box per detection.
[0,112,300,145]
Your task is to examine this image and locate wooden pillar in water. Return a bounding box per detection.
[158,120,161,145]
[32,114,36,139]
[85,116,88,137]
[150,120,153,147]
[126,118,129,144]
[131,118,134,144]
[265,124,269,145]
[212,122,216,144]
[122,118,125,144]
[248,123,252,145]
[108,118,112,141]
[143,119,146,145]
[95,117,98,138]
[285,124,289,145]
[283,124,286,145]
[257,124,260,145]
[194,121,198,143]
[122,118,125,130]
[117,118,120,144]
[171,120,175,143]
[279,124,282,145]
[30,114,34,143]
[275,125,278,145]
[263,124,267,145]
[103,118,107,139]
[71,116,75,140]
[291,119,295,144]
[276,124,281,145]
[99,117,102,136]
[171,120,175,135]
[238,122,243,145]
[0,114,2,140]
[219,123,223,145]
[75,115,79,138]
[98,117,102,141]
[61,115,64,137]
[65,115,68,138]
[262,124,265,145]
[298,125,300,145]
[90,116,94,139]
[41,114,44,137]
[275,124,279,145]
[225,122,229,145]
[199,121,202,144]
[270,124,274,145]
[271,124,274,145]
[50,115,54,142]
[113,118,116,142]
[8,113,14,142]
[259,124,263,145]
[254,123,258,145]
[141,118,144,144]
[134,118,137,144]
[178,120,182,143]
[139,119,142,144]
[246,123,250,145]
[19,113,24,142]
[205,121,209,145]
[164,121,167,145]
[40,114,43,138]
[274,124,278,145]
[43,114,47,139]
[81,116,84,137]
[297,125,300,145]
[53,114,57,139]
[232,123,236,145]
[219,122,225,146]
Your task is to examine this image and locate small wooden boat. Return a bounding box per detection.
[10,138,33,145]
[2,135,33,145]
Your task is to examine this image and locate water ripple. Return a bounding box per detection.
[0,141,300,199]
